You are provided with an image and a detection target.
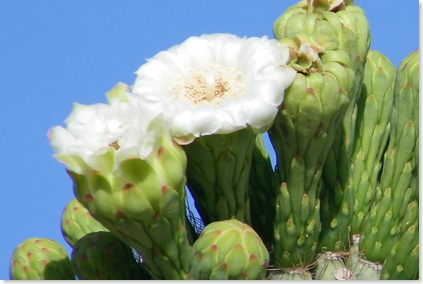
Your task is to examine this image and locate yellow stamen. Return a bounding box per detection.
[170,63,244,107]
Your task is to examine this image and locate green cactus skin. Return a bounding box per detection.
[61,198,108,247]
[248,134,278,246]
[183,128,255,225]
[9,238,74,280]
[71,231,151,280]
[68,132,191,280]
[270,0,369,268]
[380,200,419,280]
[360,49,419,265]
[188,219,269,280]
[350,50,396,234]
[269,43,351,268]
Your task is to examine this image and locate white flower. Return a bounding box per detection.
[133,33,296,144]
[48,83,163,174]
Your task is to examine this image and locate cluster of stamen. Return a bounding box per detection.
[170,63,244,107]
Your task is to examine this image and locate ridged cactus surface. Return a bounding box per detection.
[248,134,278,246]
[350,50,396,234]
[269,0,370,270]
[317,2,371,253]
[184,128,255,224]
[359,49,419,279]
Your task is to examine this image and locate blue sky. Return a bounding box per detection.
[0,1,419,279]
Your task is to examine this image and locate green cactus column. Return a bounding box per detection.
[10,238,75,280]
[343,51,398,278]
[269,0,364,272]
[183,127,255,225]
[350,50,396,234]
[318,2,371,254]
[359,49,419,275]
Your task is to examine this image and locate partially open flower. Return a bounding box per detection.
[133,33,296,144]
[48,84,191,279]
[48,83,164,174]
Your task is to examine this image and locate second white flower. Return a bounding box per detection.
[133,33,296,144]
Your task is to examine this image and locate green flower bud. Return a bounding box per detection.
[10,238,74,280]
[189,219,269,280]
[61,198,108,247]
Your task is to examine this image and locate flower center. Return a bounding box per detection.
[169,64,245,107]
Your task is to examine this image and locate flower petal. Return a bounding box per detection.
[49,85,170,174]
[132,33,296,142]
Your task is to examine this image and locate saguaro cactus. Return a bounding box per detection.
[8,1,418,281]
